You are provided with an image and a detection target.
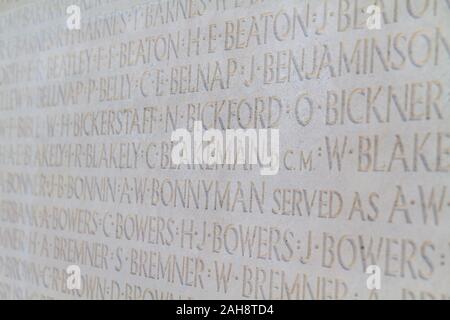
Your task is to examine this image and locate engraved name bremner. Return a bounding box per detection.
[171,121,279,175]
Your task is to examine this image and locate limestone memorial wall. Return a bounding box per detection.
[0,0,449,300]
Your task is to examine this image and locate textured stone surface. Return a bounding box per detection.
[0,0,449,299]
